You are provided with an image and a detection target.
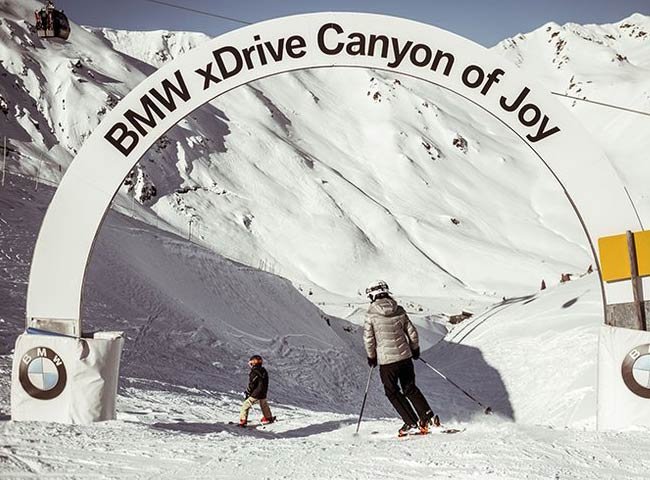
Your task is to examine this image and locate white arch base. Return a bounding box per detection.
[15,13,646,426]
[598,326,650,431]
[11,332,123,424]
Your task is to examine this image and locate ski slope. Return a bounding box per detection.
[1,1,650,478]
[2,373,650,480]
[0,170,646,479]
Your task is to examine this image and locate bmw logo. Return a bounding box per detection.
[622,344,650,399]
[18,347,67,400]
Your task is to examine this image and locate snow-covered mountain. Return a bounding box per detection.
[495,14,650,226]
[0,173,387,415]
[0,172,640,475]
[0,0,647,384]
[2,2,650,476]
[5,1,648,324]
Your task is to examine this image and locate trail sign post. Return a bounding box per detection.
[599,230,650,330]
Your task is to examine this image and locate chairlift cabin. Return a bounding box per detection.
[34,2,70,40]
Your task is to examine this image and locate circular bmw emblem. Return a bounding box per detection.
[18,347,67,400]
[622,344,650,399]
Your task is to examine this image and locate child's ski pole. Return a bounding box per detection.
[354,366,375,435]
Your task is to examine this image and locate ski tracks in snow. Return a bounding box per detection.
[2,376,650,479]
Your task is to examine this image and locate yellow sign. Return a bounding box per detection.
[638,230,650,278]
[599,231,650,282]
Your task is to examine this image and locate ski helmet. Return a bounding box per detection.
[365,280,391,302]
[248,355,263,366]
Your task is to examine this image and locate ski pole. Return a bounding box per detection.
[419,358,492,415]
[354,366,375,435]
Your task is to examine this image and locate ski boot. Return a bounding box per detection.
[260,416,276,425]
[418,410,440,433]
[397,423,419,437]
[238,419,247,427]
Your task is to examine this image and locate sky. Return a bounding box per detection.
[51,0,649,47]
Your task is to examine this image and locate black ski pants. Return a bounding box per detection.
[379,358,431,425]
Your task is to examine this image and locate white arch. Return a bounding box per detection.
[26,13,642,328]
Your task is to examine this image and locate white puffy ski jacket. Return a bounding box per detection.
[363,296,419,366]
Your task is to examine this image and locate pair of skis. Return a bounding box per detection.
[397,415,463,438]
[228,418,277,428]
[397,428,463,437]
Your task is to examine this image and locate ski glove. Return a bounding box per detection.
[367,357,377,367]
[411,347,420,360]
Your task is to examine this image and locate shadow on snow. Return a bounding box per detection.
[150,418,357,438]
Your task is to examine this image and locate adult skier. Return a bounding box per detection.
[239,355,276,427]
[363,280,435,436]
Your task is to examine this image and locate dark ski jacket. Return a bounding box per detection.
[246,365,269,399]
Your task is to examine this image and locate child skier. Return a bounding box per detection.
[239,355,276,427]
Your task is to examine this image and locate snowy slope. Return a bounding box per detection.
[0,0,647,419]
[0,0,231,211]
[0,173,390,415]
[0,172,639,477]
[2,0,625,322]
[1,6,650,477]
[0,171,601,426]
[2,371,650,480]
[428,275,601,428]
[88,13,650,314]
[93,27,210,68]
[494,14,650,223]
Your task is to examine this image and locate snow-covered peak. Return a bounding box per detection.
[89,27,211,68]
[492,13,650,246]
[1,2,648,319]
[494,12,650,75]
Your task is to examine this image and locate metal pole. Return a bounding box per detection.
[419,359,492,414]
[354,366,374,435]
[1,136,6,187]
[188,218,193,241]
[626,231,646,330]
[35,158,41,191]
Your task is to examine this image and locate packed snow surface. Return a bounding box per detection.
[2,370,650,480]
[0,165,645,479]
[1,0,650,478]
